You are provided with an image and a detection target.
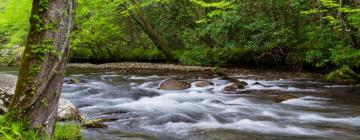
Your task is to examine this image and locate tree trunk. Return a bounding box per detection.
[129,0,174,62]
[340,0,359,48]
[7,0,75,137]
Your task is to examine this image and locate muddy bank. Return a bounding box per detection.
[67,62,323,80]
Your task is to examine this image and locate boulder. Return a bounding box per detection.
[0,88,12,114]
[223,83,245,91]
[57,98,84,121]
[274,94,298,103]
[0,74,17,94]
[159,79,191,90]
[194,81,214,87]
[64,78,85,84]
[0,74,18,113]
[0,74,83,121]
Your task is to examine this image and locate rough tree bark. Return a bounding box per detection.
[129,0,174,62]
[7,0,75,136]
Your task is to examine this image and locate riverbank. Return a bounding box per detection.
[66,62,323,80]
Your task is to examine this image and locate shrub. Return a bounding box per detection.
[326,66,360,84]
[176,47,230,66]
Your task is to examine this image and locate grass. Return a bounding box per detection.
[0,115,83,140]
[54,122,83,140]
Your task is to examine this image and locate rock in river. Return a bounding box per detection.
[274,94,298,103]
[223,83,246,91]
[159,79,191,90]
[64,78,86,84]
[82,118,108,128]
[194,81,214,87]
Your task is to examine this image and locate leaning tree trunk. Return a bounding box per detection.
[129,0,174,62]
[7,0,75,137]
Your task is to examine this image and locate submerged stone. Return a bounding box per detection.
[274,94,298,103]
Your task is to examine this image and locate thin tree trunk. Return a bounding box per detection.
[339,0,359,48]
[129,0,174,62]
[8,0,75,137]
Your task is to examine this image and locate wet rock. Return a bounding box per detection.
[97,118,119,122]
[237,80,249,86]
[64,78,85,84]
[194,81,214,87]
[210,100,224,104]
[101,110,128,116]
[0,88,11,113]
[252,82,265,86]
[213,68,249,86]
[57,98,84,121]
[251,82,264,86]
[223,83,245,91]
[220,76,248,85]
[159,79,191,90]
[82,119,108,128]
[274,94,298,103]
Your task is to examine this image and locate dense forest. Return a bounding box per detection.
[1,0,360,82]
[0,0,360,139]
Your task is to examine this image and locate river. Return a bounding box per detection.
[1,66,360,140]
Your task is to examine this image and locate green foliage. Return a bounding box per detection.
[0,0,31,46]
[326,66,360,84]
[330,48,360,71]
[1,116,83,140]
[54,122,83,140]
[70,0,124,60]
[1,0,360,83]
[176,47,229,66]
[0,115,37,140]
[0,0,31,65]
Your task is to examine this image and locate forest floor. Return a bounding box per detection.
[67,62,322,79]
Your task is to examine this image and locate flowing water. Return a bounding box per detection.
[1,67,360,140]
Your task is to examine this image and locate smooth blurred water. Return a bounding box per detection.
[1,66,360,140]
[61,72,360,140]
